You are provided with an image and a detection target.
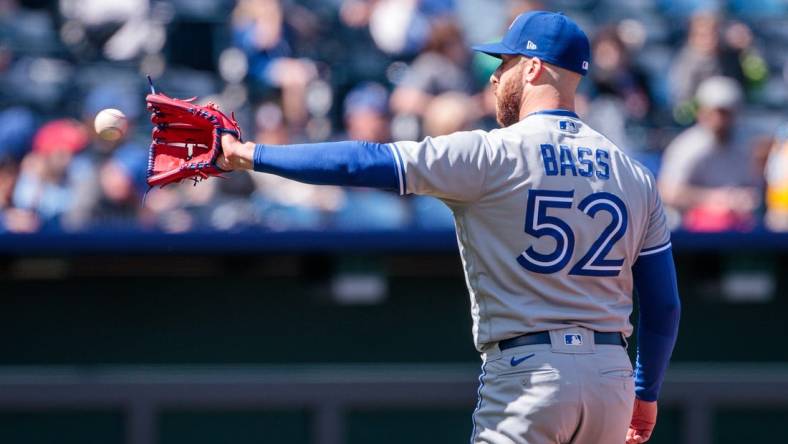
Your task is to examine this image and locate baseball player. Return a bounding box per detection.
[217,11,680,444]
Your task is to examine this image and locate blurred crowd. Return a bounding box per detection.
[0,0,786,234]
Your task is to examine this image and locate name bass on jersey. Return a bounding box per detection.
[540,144,609,180]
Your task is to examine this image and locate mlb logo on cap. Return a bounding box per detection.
[471,11,591,76]
[564,334,583,345]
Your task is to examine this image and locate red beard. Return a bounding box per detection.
[496,76,523,128]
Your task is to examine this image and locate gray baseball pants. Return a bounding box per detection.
[471,327,635,444]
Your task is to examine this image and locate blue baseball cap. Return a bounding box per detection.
[472,11,591,76]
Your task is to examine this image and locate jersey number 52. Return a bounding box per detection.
[517,189,628,276]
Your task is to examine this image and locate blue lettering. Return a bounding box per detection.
[596,149,610,180]
[577,147,593,177]
[540,144,558,176]
[559,145,578,176]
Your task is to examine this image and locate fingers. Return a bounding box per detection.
[216,134,239,171]
[626,425,653,443]
[215,153,232,171]
[221,133,239,144]
[625,428,648,444]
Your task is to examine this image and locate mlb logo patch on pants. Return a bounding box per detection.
[564,333,583,345]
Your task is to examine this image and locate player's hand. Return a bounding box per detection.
[218,134,255,171]
[217,134,237,171]
[626,399,657,444]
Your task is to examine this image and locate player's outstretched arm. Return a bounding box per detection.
[627,248,681,444]
[218,134,400,190]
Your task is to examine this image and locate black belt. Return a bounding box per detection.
[498,331,625,351]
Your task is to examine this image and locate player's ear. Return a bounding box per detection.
[523,57,543,83]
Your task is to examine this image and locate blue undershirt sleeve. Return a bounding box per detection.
[252,140,401,191]
[632,247,681,402]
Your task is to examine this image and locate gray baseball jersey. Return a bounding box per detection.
[389,110,671,352]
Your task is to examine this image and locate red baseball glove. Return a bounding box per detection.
[145,80,241,187]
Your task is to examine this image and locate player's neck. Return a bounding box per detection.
[517,87,576,121]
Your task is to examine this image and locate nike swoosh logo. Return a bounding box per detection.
[510,353,536,367]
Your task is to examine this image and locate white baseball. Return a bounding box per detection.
[94,108,128,140]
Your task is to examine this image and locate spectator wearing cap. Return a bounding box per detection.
[87,141,148,229]
[13,119,89,227]
[659,76,760,231]
[344,82,391,143]
[336,82,409,229]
